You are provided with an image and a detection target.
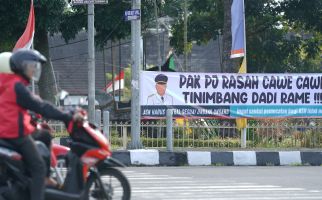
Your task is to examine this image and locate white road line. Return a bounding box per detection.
[308,190,321,193]
[140,197,322,200]
[131,193,322,197]
[131,185,281,189]
[125,177,193,180]
[106,169,322,200]
[129,182,261,186]
[131,195,322,200]
[131,188,305,192]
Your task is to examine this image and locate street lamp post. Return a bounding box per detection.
[87,2,95,124]
[128,0,143,149]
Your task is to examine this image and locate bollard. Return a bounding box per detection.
[241,128,247,148]
[103,111,110,140]
[166,109,173,152]
[122,126,128,150]
[95,109,101,129]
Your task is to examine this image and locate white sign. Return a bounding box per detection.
[140,71,322,118]
[72,0,108,5]
[125,9,141,21]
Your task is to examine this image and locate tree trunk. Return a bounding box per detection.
[222,0,240,73]
[34,29,56,103]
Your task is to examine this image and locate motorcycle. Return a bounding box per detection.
[0,110,131,200]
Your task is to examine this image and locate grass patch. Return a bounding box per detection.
[290,163,303,166]
[212,163,225,166]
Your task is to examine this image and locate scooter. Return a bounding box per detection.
[0,111,131,200]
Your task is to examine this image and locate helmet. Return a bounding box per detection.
[10,49,47,81]
[0,52,13,74]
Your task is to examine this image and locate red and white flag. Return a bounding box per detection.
[231,0,245,58]
[104,70,125,93]
[13,0,35,50]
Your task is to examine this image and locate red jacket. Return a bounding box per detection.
[0,74,34,138]
[0,73,72,139]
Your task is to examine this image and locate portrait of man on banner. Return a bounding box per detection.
[147,74,173,105]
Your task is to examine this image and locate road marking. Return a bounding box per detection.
[124,169,322,200]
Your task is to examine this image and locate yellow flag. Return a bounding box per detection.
[236,118,247,130]
[236,57,247,130]
[238,57,247,73]
[175,119,192,134]
[176,119,185,126]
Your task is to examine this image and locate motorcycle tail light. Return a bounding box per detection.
[11,153,22,161]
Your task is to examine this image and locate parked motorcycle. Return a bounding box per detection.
[0,109,131,200]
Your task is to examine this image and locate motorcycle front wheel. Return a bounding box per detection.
[85,168,131,200]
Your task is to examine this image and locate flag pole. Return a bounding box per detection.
[241,0,247,148]
[234,0,248,148]
[242,0,247,70]
[31,0,35,94]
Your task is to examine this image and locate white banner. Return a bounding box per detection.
[140,71,322,118]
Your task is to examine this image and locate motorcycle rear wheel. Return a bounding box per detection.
[85,168,131,200]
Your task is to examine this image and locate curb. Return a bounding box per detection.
[111,150,322,166]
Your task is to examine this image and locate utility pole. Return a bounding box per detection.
[153,0,161,71]
[154,0,163,139]
[129,0,143,149]
[183,0,188,71]
[71,0,107,122]
[88,2,95,123]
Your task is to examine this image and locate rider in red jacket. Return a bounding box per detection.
[0,49,73,200]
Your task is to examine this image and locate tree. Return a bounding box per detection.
[221,0,240,72]
[246,0,322,73]
[60,0,160,48]
[60,0,131,48]
[166,0,322,73]
[0,0,156,102]
[0,0,66,102]
[162,0,240,72]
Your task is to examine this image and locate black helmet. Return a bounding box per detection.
[10,49,47,81]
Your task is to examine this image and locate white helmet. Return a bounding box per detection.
[0,52,13,74]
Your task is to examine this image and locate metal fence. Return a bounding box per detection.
[50,118,322,150]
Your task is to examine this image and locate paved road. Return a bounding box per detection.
[121,166,322,200]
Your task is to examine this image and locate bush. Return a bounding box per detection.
[109,137,241,148]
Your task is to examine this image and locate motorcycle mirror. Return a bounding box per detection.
[58,90,69,101]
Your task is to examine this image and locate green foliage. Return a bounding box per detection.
[35,0,66,33]
[245,0,322,73]
[58,0,131,46]
[2,0,320,75]
[58,6,87,42]
[0,0,161,50]
[281,0,322,33]
[105,73,113,81]
[166,0,322,73]
[167,0,223,54]
[122,67,132,101]
[94,1,131,47]
[0,0,66,51]
[105,67,131,101]
[159,0,182,18]
[60,0,163,48]
[0,0,68,102]
[109,137,241,149]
